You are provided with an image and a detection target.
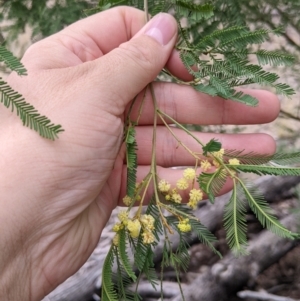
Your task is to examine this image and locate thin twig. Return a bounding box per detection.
[237,290,298,301]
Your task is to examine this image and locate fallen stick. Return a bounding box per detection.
[237,289,298,301]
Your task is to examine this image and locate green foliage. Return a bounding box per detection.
[125,125,138,198]
[242,183,298,239]
[101,247,118,301]
[198,168,228,203]
[0,0,93,45]
[0,45,64,139]
[224,183,249,256]
[0,46,27,75]
[202,138,221,156]
[118,229,137,281]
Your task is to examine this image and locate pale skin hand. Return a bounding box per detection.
[0,6,280,301]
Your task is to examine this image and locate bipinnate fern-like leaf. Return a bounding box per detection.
[146,198,163,239]
[189,219,221,257]
[224,150,274,165]
[175,1,214,20]
[101,247,118,301]
[233,164,300,176]
[224,183,249,256]
[255,50,295,66]
[118,228,137,281]
[0,46,27,75]
[225,150,300,166]
[271,152,300,165]
[0,78,64,140]
[241,183,298,239]
[134,234,158,288]
[125,125,138,198]
[198,168,228,203]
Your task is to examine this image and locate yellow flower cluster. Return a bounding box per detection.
[118,210,129,224]
[158,168,203,208]
[112,211,156,245]
[211,148,225,168]
[183,168,196,180]
[127,219,141,238]
[158,179,171,192]
[177,218,191,232]
[187,188,203,209]
[201,160,212,172]
[140,214,156,244]
[122,195,132,206]
[140,214,155,231]
[113,233,119,246]
[228,158,240,165]
[176,178,189,190]
[212,148,225,159]
[142,231,155,244]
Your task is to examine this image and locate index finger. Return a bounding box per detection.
[22,6,191,80]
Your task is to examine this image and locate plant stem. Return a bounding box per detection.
[157,109,205,147]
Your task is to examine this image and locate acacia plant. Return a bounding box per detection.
[0,45,63,139]
[92,1,300,301]
[1,0,300,300]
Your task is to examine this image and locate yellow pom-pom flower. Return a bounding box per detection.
[112,222,123,232]
[112,234,119,246]
[178,219,192,232]
[172,192,182,204]
[118,210,129,224]
[122,195,132,206]
[228,158,240,165]
[165,194,171,201]
[189,188,203,202]
[212,148,225,159]
[176,178,189,190]
[201,160,212,172]
[212,159,220,168]
[187,199,197,210]
[140,214,155,231]
[158,179,171,193]
[142,230,155,244]
[183,168,196,180]
[127,219,141,238]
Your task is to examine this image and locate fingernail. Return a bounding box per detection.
[144,13,177,46]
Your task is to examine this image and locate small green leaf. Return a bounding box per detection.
[202,139,222,155]
[118,228,137,281]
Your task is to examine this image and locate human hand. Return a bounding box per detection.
[0,6,279,300]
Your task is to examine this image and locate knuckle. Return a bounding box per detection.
[118,41,155,70]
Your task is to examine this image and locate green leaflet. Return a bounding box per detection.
[255,50,295,66]
[198,168,228,203]
[271,152,300,165]
[0,78,64,140]
[134,235,158,288]
[224,150,274,165]
[202,139,222,156]
[176,1,214,21]
[189,219,221,257]
[125,125,138,198]
[101,247,118,301]
[145,198,163,240]
[224,182,249,256]
[240,183,299,239]
[114,247,138,301]
[0,46,27,75]
[233,164,300,176]
[118,228,137,281]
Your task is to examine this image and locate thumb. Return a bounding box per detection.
[88,13,178,111]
